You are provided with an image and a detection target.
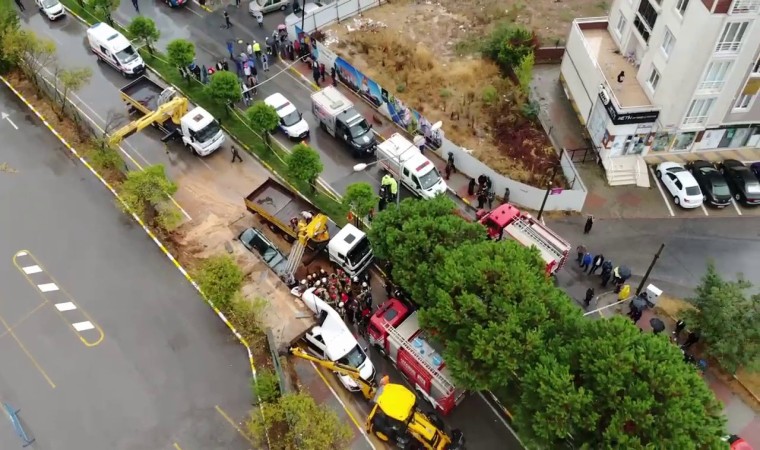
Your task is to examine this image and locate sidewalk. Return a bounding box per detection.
[560,261,760,448]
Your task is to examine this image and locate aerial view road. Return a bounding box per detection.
[0,87,252,449]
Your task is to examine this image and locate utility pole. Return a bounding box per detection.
[636,243,665,295]
[300,1,306,40]
[537,149,564,221]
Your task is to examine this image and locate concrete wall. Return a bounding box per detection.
[535,47,565,64]
[286,0,384,37]
[313,41,588,211]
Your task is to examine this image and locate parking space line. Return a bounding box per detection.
[0,302,47,341]
[214,405,255,447]
[13,250,104,347]
[648,166,675,217]
[731,199,743,215]
[0,310,56,389]
[173,443,184,450]
[700,204,709,216]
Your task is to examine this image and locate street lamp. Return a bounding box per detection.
[353,134,429,207]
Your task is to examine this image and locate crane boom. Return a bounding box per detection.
[108,94,189,146]
[282,214,330,285]
[288,347,377,400]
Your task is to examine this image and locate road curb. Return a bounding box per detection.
[0,74,261,398]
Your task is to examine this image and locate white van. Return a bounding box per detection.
[298,288,376,391]
[377,133,448,199]
[86,23,144,77]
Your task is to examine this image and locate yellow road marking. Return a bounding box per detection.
[0,311,55,388]
[0,301,47,341]
[172,443,183,450]
[13,250,104,347]
[309,362,371,440]
[215,405,254,446]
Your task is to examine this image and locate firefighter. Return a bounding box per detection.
[306,274,313,287]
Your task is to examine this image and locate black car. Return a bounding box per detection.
[687,160,731,208]
[238,228,289,277]
[719,159,760,206]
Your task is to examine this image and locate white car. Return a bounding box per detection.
[264,93,310,141]
[656,162,703,208]
[36,0,66,20]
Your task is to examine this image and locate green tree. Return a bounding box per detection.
[682,264,760,374]
[482,22,535,75]
[127,16,160,55]
[246,392,352,450]
[515,317,726,449]
[166,39,195,81]
[245,101,279,147]
[57,67,92,115]
[285,143,323,191]
[0,8,22,73]
[342,182,377,224]
[206,70,241,115]
[195,255,244,309]
[251,369,281,404]
[16,31,56,87]
[119,164,178,224]
[514,52,535,95]
[88,0,120,24]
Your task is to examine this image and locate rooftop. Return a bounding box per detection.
[580,27,652,109]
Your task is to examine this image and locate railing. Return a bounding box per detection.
[697,80,726,91]
[731,0,760,14]
[3,403,35,447]
[715,41,743,53]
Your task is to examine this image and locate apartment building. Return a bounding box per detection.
[561,0,760,186]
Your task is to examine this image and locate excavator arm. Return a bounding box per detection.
[288,347,377,400]
[108,96,189,146]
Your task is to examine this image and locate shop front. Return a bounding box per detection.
[587,87,660,159]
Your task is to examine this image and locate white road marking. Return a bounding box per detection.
[2,112,18,129]
[477,392,526,444]
[22,265,43,275]
[648,167,675,217]
[55,302,77,312]
[72,321,95,332]
[16,251,27,257]
[37,283,59,293]
[185,4,205,17]
[731,198,743,215]
[700,203,709,216]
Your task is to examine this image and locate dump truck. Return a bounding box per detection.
[244,178,374,281]
[473,203,570,275]
[367,298,465,416]
[114,76,225,155]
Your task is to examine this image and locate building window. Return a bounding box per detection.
[675,0,690,16]
[634,0,659,43]
[731,0,760,14]
[735,94,754,110]
[661,28,675,59]
[698,60,733,91]
[647,68,661,91]
[616,15,627,37]
[683,98,716,125]
[715,21,750,54]
[752,55,760,75]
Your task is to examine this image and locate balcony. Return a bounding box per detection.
[731,0,760,14]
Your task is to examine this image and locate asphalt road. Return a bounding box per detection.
[0,86,252,449]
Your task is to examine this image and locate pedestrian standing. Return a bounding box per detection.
[14,0,25,11]
[589,254,604,275]
[256,12,264,28]
[487,189,495,210]
[265,37,273,56]
[330,66,337,86]
[584,287,594,307]
[600,262,613,287]
[680,331,700,350]
[226,41,234,59]
[235,0,240,7]
[230,146,243,163]
[131,0,139,12]
[312,60,320,86]
[253,41,262,61]
[476,187,487,209]
[319,63,326,82]
[240,51,248,64]
[243,60,251,78]
[576,244,587,263]
[503,187,510,205]
[224,10,232,28]
[584,215,594,234]
[261,53,269,72]
[581,252,593,272]
[629,307,642,323]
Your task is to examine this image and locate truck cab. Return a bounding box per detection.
[180,107,225,156]
[326,224,373,278]
[377,133,447,199]
[312,86,376,157]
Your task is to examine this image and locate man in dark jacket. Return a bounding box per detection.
[589,254,605,275]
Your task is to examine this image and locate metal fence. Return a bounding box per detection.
[535,105,587,194]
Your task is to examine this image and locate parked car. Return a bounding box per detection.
[687,160,731,208]
[162,0,188,7]
[249,0,289,15]
[719,159,760,206]
[264,93,310,140]
[238,227,289,277]
[655,162,703,208]
[723,434,753,450]
[36,0,65,20]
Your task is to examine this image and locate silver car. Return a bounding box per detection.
[249,0,289,15]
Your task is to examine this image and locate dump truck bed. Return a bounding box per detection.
[245,178,339,241]
[120,75,165,116]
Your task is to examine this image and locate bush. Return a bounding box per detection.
[89,145,123,172]
[195,255,244,309]
[252,369,281,404]
[482,23,537,75]
[118,164,177,222]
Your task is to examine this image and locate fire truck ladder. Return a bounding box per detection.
[510,217,563,260]
[382,320,455,396]
[283,240,306,286]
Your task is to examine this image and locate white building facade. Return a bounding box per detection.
[561,0,760,186]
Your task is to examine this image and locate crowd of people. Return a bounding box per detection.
[297,266,375,334]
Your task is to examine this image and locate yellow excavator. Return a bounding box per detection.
[288,347,466,450]
[282,213,329,285]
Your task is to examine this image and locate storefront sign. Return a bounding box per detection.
[599,91,659,125]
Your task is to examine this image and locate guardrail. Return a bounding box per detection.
[3,402,35,447]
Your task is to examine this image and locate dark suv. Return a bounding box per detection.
[719,159,760,206]
[687,160,731,208]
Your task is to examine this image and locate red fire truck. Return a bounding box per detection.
[474,203,570,275]
[366,298,466,416]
